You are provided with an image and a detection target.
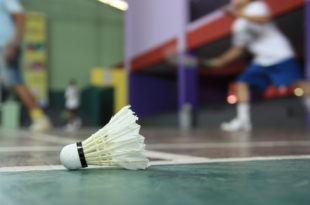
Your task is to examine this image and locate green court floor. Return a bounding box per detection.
[1,159,310,205]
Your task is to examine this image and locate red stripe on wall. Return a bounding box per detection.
[187,16,234,51]
[131,0,304,72]
[131,38,177,72]
[266,0,304,16]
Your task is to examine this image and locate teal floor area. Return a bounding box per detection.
[1,159,310,205]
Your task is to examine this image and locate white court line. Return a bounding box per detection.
[14,130,310,150]
[145,150,209,161]
[1,155,310,173]
[19,130,310,149]
[1,140,310,153]
[26,132,77,144]
[1,131,308,173]
[0,146,206,161]
[0,150,208,172]
[0,147,206,161]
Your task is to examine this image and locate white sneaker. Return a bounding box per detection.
[220,118,252,132]
[30,116,52,132]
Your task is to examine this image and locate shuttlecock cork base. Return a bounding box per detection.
[60,105,149,170]
[60,142,88,170]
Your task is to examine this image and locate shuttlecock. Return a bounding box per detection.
[60,105,149,170]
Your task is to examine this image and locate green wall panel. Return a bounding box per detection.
[20,0,124,91]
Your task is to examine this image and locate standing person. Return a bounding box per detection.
[65,80,81,131]
[0,0,51,131]
[205,0,310,131]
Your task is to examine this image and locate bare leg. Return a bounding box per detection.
[13,84,37,111]
[236,82,250,103]
[13,84,51,131]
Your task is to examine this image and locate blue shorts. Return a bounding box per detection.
[7,67,23,87]
[237,58,303,91]
[1,48,23,87]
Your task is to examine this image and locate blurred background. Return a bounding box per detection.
[1,2,310,204]
[0,0,307,131]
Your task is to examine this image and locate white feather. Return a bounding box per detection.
[77,105,149,170]
[116,152,149,170]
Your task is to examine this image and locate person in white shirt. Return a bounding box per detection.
[65,80,81,131]
[0,0,51,131]
[205,0,310,131]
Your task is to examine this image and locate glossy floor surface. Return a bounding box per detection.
[0,128,310,205]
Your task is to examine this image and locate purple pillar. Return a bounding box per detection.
[178,0,198,129]
[178,61,198,128]
[129,73,177,116]
[125,0,178,116]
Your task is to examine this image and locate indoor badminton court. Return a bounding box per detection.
[1,0,310,204]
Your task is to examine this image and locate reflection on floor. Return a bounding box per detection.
[1,128,310,167]
[1,128,310,205]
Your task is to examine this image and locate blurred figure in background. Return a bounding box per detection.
[205,0,310,132]
[65,79,81,131]
[0,0,51,131]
